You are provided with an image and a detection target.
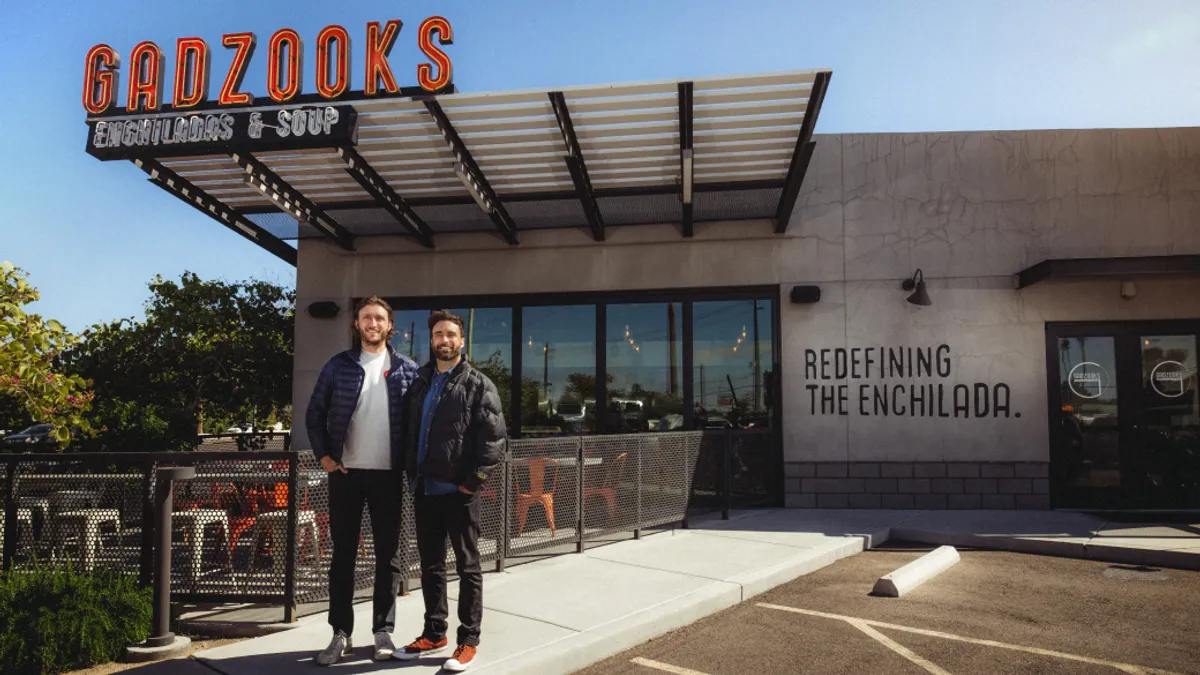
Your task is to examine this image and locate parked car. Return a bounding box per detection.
[3,424,56,446]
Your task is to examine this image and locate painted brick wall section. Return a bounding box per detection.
[786,462,1051,509]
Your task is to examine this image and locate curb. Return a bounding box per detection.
[890,527,1200,571]
[177,620,302,639]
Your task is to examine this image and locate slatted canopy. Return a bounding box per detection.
[91,69,831,265]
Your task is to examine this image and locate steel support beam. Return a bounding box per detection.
[424,99,519,245]
[231,151,355,251]
[549,91,605,242]
[775,70,831,234]
[679,82,694,238]
[131,158,297,266]
[335,145,435,248]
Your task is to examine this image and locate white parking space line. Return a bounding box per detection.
[630,657,712,675]
[846,618,952,675]
[757,603,1183,675]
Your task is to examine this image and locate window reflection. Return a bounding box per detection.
[521,306,596,436]
[693,300,773,429]
[1055,336,1120,489]
[1138,335,1199,492]
[392,307,513,426]
[606,303,683,432]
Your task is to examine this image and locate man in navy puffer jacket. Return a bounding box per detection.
[305,296,419,666]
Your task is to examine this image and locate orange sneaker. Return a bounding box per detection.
[444,644,477,671]
[394,635,448,661]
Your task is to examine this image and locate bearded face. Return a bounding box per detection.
[355,304,392,348]
[430,320,464,362]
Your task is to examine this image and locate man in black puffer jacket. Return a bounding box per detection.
[394,310,505,672]
[305,296,419,666]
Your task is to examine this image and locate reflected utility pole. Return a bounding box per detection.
[668,304,678,394]
[752,300,761,410]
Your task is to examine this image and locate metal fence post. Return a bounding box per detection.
[722,431,732,520]
[681,436,690,530]
[633,442,642,540]
[283,456,299,623]
[2,461,16,572]
[496,445,509,573]
[576,437,585,554]
[138,466,195,653]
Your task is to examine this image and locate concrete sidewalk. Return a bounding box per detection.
[192,509,904,674]
[190,508,1199,674]
[890,509,1200,570]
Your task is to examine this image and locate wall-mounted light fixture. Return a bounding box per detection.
[901,269,932,306]
[1120,280,1137,300]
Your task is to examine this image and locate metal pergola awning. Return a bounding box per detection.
[87,69,831,265]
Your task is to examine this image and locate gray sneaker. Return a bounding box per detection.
[373,631,396,660]
[315,631,352,666]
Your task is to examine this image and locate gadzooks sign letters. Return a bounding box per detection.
[82,17,453,160]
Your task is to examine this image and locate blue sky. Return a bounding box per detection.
[2,0,1198,332]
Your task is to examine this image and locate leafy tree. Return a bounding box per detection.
[61,271,294,447]
[0,261,93,447]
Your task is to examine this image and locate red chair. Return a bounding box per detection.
[514,458,559,537]
[584,452,629,526]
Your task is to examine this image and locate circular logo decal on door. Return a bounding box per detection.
[1067,362,1109,399]
[1150,360,1192,398]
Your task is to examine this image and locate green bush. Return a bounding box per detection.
[0,561,152,674]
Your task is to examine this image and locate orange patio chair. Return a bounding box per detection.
[584,452,628,526]
[514,457,559,537]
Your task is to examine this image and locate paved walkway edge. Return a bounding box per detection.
[890,526,1200,571]
[474,534,872,674]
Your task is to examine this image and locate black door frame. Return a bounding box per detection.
[1045,318,1200,509]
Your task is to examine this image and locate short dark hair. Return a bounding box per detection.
[352,296,396,339]
[427,309,464,336]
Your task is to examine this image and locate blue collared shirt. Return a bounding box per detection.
[416,368,460,495]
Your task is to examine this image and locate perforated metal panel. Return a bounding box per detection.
[505,437,583,557]
[596,193,682,226]
[693,187,783,222]
[6,457,148,578]
[412,203,500,233]
[505,198,590,230]
[325,207,412,237]
[244,211,304,240]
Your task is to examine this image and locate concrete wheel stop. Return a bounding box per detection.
[872,545,960,597]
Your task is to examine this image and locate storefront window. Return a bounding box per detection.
[606,303,684,432]
[521,305,596,436]
[392,307,513,426]
[692,299,773,429]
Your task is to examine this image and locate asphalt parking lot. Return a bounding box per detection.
[576,542,1200,675]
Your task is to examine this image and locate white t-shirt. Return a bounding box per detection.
[341,348,392,470]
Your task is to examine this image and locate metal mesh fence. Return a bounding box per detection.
[505,436,584,559]
[5,455,149,579]
[1,428,774,618]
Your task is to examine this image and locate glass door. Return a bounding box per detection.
[1047,321,1200,509]
[1131,334,1199,506]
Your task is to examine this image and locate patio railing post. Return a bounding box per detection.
[633,441,642,540]
[2,461,15,571]
[283,456,299,623]
[138,466,195,653]
[722,430,732,520]
[496,444,509,573]
[576,437,585,554]
[681,435,690,530]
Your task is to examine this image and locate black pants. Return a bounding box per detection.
[415,489,483,646]
[327,469,402,636]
